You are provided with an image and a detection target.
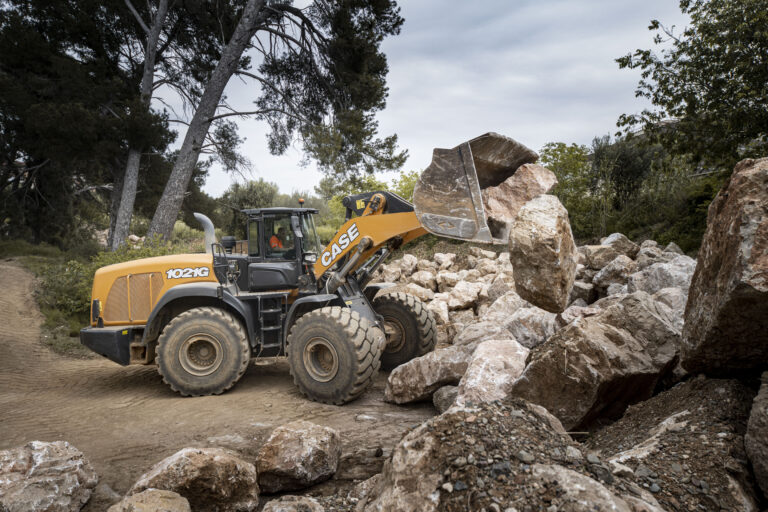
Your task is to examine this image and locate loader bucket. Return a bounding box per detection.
[412,132,538,244]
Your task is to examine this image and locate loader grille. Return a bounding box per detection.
[103,272,162,323]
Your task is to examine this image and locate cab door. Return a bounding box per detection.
[247,214,301,291]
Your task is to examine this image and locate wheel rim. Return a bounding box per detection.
[382,316,406,353]
[303,337,339,382]
[179,334,224,376]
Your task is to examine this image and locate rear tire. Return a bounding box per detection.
[156,307,250,397]
[286,307,384,405]
[373,292,437,371]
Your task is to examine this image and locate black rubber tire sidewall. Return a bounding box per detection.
[374,293,429,371]
[157,307,249,396]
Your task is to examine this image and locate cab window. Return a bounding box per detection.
[264,216,294,259]
[248,220,260,256]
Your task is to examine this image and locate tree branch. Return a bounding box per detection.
[124,0,151,34]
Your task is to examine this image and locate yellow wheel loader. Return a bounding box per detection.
[80,133,536,403]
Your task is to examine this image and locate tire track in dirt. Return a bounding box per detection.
[0,261,433,506]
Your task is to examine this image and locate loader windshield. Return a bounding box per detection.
[300,214,322,255]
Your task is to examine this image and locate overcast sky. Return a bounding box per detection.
[199,0,689,197]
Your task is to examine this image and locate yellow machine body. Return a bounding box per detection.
[90,253,216,327]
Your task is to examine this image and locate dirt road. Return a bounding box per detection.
[0,261,433,508]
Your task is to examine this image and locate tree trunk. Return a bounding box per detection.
[147,0,266,240]
[107,169,123,248]
[110,0,169,250]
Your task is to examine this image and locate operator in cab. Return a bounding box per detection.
[270,227,286,249]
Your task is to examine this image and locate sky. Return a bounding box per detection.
[198,0,690,198]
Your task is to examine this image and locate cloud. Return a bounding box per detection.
[200,0,689,197]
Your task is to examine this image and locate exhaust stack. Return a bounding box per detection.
[194,212,217,254]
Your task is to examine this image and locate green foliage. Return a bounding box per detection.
[390,170,420,201]
[217,179,279,239]
[617,0,768,169]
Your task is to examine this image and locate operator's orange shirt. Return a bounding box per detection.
[269,235,283,249]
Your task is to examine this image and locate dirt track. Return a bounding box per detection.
[0,261,433,508]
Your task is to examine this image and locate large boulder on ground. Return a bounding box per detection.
[359,399,661,512]
[380,283,433,302]
[262,496,324,512]
[128,448,259,511]
[384,345,472,404]
[569,280,597,304]
[0,441,98,512]
[652,287,687,330]
[455,339,529,405]
[627,255,696,295]
[256,420,341,493]
[592,255,637,290]
[107,490,191,512]
[746,372,768,499]
[510,291,681,430]
[580,245,621,271]
[503,306,557,349]
[397,254,418,275]
[681,158,768,375]
[453,321,508,347]
[432,385,459,413]
[588,377,759,511]
[483,290,528,320]
[481,163,558,239]
[426,299,449,325]
[601,233,640,259]
[508,195,577,313]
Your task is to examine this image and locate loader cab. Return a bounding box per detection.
[234,207,322,293]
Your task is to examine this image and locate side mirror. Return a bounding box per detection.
[303,252,317,264]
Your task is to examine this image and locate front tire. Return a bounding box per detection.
[156,307,250,396]
[286,307,384,405]
[373,292,437,370]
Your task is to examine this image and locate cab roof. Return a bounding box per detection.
[241,207,319,216]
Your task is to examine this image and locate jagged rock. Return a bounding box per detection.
[456,268,482,283]
[470,247,496,260]
[569,280,597,304]
[474,258,498,276]
[433,253,456,270]
[435,271,459,292]
[0,441,98,512]
[381,283,433,302]
[503,307,557,349]
[607,283,627,296]
[360,400,660,512]
[681,158,768,375]
[601,233,640,259]
[581,245,621,271]
[663,242,684,255]
[262,496,324,512]
[378,264,401,283]
[484,290,528,320]
[256,421,341,493]
[746,373,768,499]
[129,448,258,511]
[455,339,529,405]
[640,239,659,249]
[426,299,449,325]
[409,270,437,291]
[445,281,483,310]
[627,255,696,295]
[555,304,601,328]
[486,273,514,303]
[447,308,476,329]
[384,346,472,404]
[510,291,680,430]
[481,163,558,239]
[592,255,637,289]
[509,195,577,313]
[107,490,191,512]
[588,377,758,512]
[432,385,458,413]
[416,259,437,272]
[454,321,509,346]
[531,464,663,512]
[398,254,418,275]
[651,287,687,330]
